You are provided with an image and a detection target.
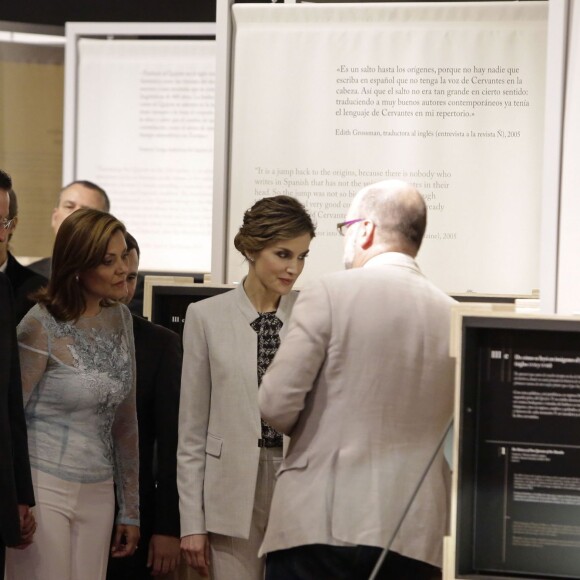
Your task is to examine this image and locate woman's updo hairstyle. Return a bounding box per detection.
[234,195,316,259]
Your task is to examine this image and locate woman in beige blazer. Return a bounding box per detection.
[177,195,315,580]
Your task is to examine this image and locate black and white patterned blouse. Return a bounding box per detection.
[250,312,284,447]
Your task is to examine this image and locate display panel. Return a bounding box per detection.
[451,294,528,305]
[225,2,547,294]
[68,30,216,273]
[457,316,580,579]
[0,41,64,258]
[150,284,233,336]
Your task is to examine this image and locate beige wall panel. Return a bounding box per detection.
[0,42,64,259]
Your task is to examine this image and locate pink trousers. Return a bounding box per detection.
[209,446,282,580]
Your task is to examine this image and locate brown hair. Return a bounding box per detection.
[36,208,126,321]
[125,231,140,258]
[0,169,12,191]
[233,195,315,258]
[8,189,17,219]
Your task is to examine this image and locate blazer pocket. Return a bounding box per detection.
[205,433,223,458]
[277,455,308,477]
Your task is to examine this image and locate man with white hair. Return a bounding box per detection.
[259,180,456,579]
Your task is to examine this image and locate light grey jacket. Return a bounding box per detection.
[259,253,456,567]
[177,282,298,539]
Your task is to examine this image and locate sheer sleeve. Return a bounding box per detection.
[112,306,140,526]
[17,310,49,407]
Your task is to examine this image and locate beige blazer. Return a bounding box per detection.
[258,253,455,567]
[177,282,298,539]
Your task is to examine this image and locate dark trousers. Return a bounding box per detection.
[106,543,150,579]
[266,544,442,580]
[0,544,5,577]
[106,527,152,580]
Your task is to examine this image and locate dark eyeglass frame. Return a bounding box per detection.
[336,218,364,236]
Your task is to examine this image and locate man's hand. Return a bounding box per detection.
[111,524,140,558]
[181,533,210,577]
[147,534,180,576]
[13,505,36,549]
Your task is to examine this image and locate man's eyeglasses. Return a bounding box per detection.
[0,218,15,230]
[336,218,364,236]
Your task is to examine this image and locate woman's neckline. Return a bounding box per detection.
[243,276,281,313]
[79,306,103,319]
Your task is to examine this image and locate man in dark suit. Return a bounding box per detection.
[0,181,48,322]
[107,232,182,579]
[0,184,36,571]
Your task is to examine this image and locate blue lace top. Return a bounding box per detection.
[17,303,139,526]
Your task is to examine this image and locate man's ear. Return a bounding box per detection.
[50,207,58,231]
[7,215,18,242]
[359,220,375,250]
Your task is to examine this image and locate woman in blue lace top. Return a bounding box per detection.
[6,209,139,580]
[178,196,315,580]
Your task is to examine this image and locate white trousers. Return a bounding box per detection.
[5,468,115,580]
[209,446,282,580]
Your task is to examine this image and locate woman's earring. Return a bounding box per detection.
[75,274,79,282]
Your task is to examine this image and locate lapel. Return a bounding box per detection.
[5,252,21,284]
[231,281,296,427]
[232,283,261,425]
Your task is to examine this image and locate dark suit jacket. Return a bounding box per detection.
[107,314,182,579]
[0,273,35,548]
[27,256,51,280]
[4,253,47,324]
[133,314,182,537]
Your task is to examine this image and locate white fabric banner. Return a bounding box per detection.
[77,39,215,272]
[227,2,547,293]
[556,2,580,313]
